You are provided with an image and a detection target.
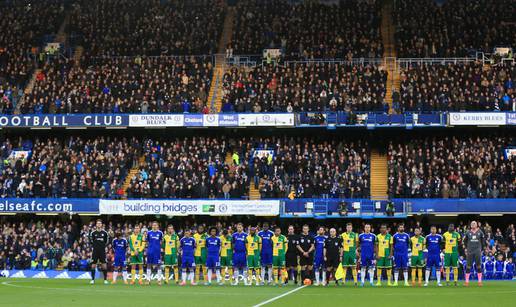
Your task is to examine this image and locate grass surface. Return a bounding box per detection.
[0,278,514,307]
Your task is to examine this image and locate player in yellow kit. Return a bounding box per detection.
[410,227,425,286]
[246,227,262,285]
[271,226,288,285]
[443,224,461,286]
[341,223,359,285]
[193,226,208,282]
[163,225,179,284]
[376,224,393,286]
[128,225,145,285]
[220,229,233,284]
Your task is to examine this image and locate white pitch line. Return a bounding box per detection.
[252,285,307,307]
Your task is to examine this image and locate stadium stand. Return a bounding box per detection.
[388,134,516,198]
[229,0,383,59]
[18,56,213,114]
[0,0,65,113]
[397,61,515,112]
[220,62,388,113]
[0,136,140,198]
[67,0,225,57]
[393,0,515,58]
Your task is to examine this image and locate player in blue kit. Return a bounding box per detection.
[495,255,505,279]
[392,224,410,286]
[112,231,128,284]
[483,257,495,279]
[505,258,514,279]
[314,227,327,286]
[180,229,197,285]
[258,222,274,284]
[146,222,164,285]
[358,224,376,287]
[425,226,443,286]
[232,223,248,285]
[205,227,222,285]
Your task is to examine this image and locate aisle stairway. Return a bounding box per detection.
[207,6,235,113]
[73,46,84,66]
[381,0,399,113]
[14,69,42,114]
[121,156,145,199]
[370,150,389,200]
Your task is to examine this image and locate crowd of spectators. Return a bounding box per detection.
[253,136,370,199]
[0,136,140,198]
[19,56,213,114]
[125,137,250,199]
[230,0,383,59]
[396,61,516,112]
[0,0,65,113]
[1,218,514,271]
[394,0,515,58]
[388,134,516,198]
[68,0,224,58]
[220,62,388,113]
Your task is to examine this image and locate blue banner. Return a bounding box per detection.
[218,114,239,126]
[183,114,203,127]
[0,114,128,127]
[507,113,516,125]
[0,198,98,213]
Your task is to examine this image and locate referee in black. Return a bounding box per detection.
[89,219,110,284]
[296,224,314,283]
[324,228,342,285]
[286,225,299,284]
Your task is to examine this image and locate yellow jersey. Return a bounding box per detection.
[220,235,232,257]
[193,233,207,257]
[376,233,393,257]
[246,235,261,256]
[443,231,461,254]
[341,232,358,252]
[163,233,179,255]
[410,236,425,256]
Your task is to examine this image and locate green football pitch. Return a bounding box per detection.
[0,279,514,307]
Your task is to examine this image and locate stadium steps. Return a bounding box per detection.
[121,156,145,199]
[370,150,389,200]
[207,6,235,113]
[249,184,261,200]
[13,69,42,114]
[381,0,399,114]
[73,46,84,66]
[55,12,70,45]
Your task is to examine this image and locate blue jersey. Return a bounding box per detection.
[232,232,248,253]
[506,262,515,273]
[180,237,196,258]
[146,230,163,253]
[206,236,221,256]
[484,260,494,272]
[393,232,410,255]
[113,238,128,257]
[425,234,443,256]
[258,230,274,255]
[314,235,326,258]
[495,260,505,272]
[359,233,376,257]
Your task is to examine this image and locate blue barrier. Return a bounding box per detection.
[397,199,516,214]
[0,269,95,279]
[281,199,406,218]
[1,198,516,216]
